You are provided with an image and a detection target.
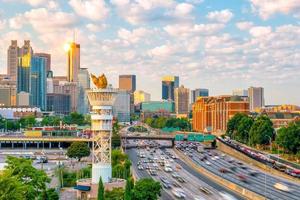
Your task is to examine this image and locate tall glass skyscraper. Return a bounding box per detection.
[30,56,46,110]
[162,76,179,101]
[17,53,31,93]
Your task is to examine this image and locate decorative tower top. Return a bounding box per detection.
[91,73,107,89]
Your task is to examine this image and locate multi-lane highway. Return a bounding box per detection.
[126,140,244,200]
[176,142,300,200]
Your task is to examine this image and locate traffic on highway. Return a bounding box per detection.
[176,141,300,200]
[126,140,243,200]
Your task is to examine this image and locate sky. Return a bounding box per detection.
[0,0,299,105]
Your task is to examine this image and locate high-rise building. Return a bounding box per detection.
[119,75,136,92]
[30,56,47,110]
[191,88,209,104]
[7,40,19,82]
[47,93,71,115]
[66,42,80,82]
[162,76,179,101]
[232,89,248,97]
[78,68,90,114]
[174,85,189,115]
[17,92,30,106]
[113,90,130,123]
[134,90,151,105]
[20,40,33,56]
[193,96,249,133]
[248,87,264,112]
[34,53,51,72]
[54,81,78,112]
[17,53,31,93]
[0,84,16,106]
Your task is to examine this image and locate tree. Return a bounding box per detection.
[236,116,254,143]
[63,112,85,125]
[66,142,90,161]
[41,188,59,200]
[41,116,61,126]
[98,177,105,200]
[226,113,248,139]
[18,115,36,128]
[105,188,124,200]
[4,156,50,200]
[0,173,25,200]
[124,177,134,200]
[249,115,274,146]
[132,178,161,200]
[276,123,300,154]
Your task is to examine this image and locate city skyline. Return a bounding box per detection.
[0,0,299,105]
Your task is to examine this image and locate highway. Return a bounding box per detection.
[126,142,244,200]
[176,142,300,200]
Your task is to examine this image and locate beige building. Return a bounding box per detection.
[248,87,264,112]
[0,84,16,106]
[134,90,151,104]
[7,40,19,82]
[17,92,30,106]
[174,85,189,115]
[66,42,80,82]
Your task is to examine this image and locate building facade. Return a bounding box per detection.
[134,90,151,105]
[191,88,209,104]
[140,101,174,113]
[47,93,71,115]
[53,81,78,112]
[0,84,16,106]
[174,85,189,115]
[113,90,130,123]
[30,56,47,110]
[193,96,249,133]
[17,92,30,106]
[17,53,31,93]
[162,76,179,101]
[7,40,19,82]
[66,42,80,82]
[77,68,90,114]
[248,87,264,112]
[34,53,51,72]
[119,75,136,92]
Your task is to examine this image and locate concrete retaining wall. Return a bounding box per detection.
[217,141,300,183]
[174,148,266,200]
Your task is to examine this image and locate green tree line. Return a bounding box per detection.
[145,117,191,131]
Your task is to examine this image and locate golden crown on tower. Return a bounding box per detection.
[91,73,108,89]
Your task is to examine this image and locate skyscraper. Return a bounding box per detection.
[78,68,90,114]
[191,88,209,104]
[66,42,80,82]
[119,75,136,92]
[248,87,264,112]
[34,53,51,72]
[134,90,151,105]
[30,56,47,110]
[20,40,33,56]
[7,40,19,82]
[162,76,179,101]
[174,85,189,115]
[17,53,31,93]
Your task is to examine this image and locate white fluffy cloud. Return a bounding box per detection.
[171,3,194,18]
[236,21,254,30]
[86,23,106,32]
[250,0,300,20]
[249,26,272,37]
[118,27,152,44]
[69,0,109,21]
[206,9,233,23]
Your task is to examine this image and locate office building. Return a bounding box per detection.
[19,40,33,56]
[47,93,71,115]
[248,87,264,112]
[134,90,151,105]
[7,40,19,82]
[30,56,47,110]
[191,88,209,104]
[34,53,51,72]
[0,84,16,106]
[17,53,31,93]
[78,68,90,114]
[113,90,130,123]
[53,81,78,112]
[192,96,249,133]
[162,76,179,101]
[119,75,136,92]
[17,92,30,106]
[66,42,80,82]
[232,89,248,97]
[174,85,189,115]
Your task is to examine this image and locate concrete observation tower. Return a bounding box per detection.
[87,74,117,183]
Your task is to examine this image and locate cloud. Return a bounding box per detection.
[0,20,6,30]
[206,9,233,23]
[117,27,152,44]
[164,23,225,38]
[236,21,254,30]
[250,0,300,20]
[86,23,106,32]
[249,26,272,37]
[170,3,194,18]
[69,0,109,21]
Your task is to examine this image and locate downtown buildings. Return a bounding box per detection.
[162,76,179,101]
[174,85,190,116]
[248,87,265,112]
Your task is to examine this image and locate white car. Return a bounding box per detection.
[219,191,237,200]
[164,166,173,172]
[274,183,291,192]
[172,189,186,198]
[205,161,211,165]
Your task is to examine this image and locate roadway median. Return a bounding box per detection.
[174,148,266,200]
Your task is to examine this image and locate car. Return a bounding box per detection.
[172,189,186,198]
[160,177,170,184]
[219,168,229,173]
[219,191,238,200]
[248,170,259,176]
[164,166,173,172]
[236,174,248,182]
[198,186,212,195]
[229,166,237,172]
[205,161,211,165]
[137,165,144,170]
[172,172,180,178]
[228,158,234,163]
[240,166,248,170]
[274,183,291,192]
[177,177,186,183]
[162,182,172,189]
[149,169,157,176]
[172,182,182,188]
